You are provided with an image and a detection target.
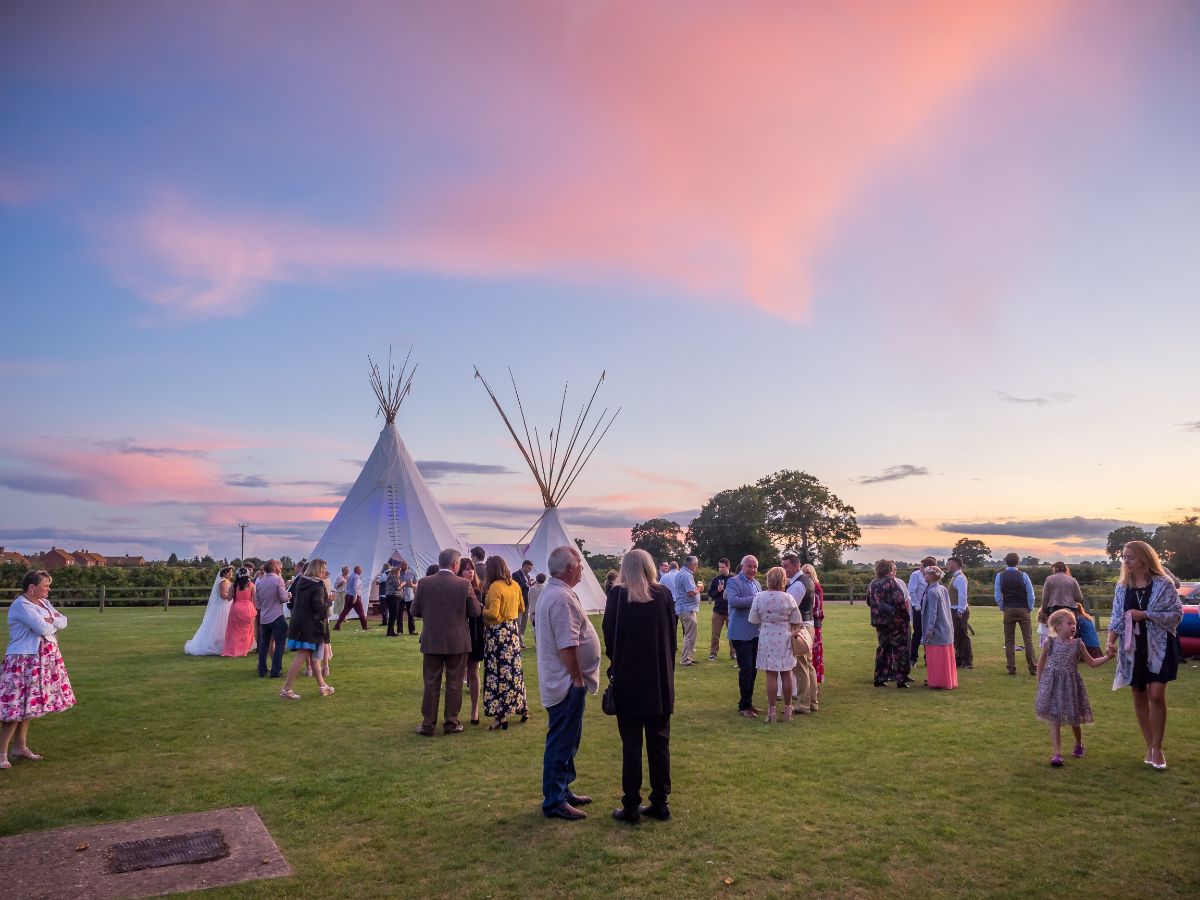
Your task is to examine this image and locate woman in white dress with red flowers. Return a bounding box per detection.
[1,570,76,769]
[749,567,802,722]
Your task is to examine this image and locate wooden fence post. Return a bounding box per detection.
[99,584,105,613]
[848,584,854,605]
[163,586,170,611]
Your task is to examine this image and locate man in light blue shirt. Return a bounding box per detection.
[946,556,972,668]
[725,556,762,717]
[672,556,701,666]
[660,561,679,595]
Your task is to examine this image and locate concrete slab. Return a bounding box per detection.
[0,806,291,899]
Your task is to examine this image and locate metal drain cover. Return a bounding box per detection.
[107,828,230,874]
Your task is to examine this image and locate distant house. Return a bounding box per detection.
[72,550,108,567]
[106,555,146,567]
[38,547,76,570]
[0,547,30,566]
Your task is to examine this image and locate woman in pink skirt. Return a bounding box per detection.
[221,567,257,657]
[921,565,958,690]
[1,570,76,769]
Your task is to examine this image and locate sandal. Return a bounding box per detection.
[12,748,43,761]
[0,759,10,770]
[319,685,335,696]
[764,706,777,724]
[782,707,794,722]
[279,688,301,700]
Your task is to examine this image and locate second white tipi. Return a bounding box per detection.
[308,353,466,604]
[475,367,619,614]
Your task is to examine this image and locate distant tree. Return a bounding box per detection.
[167,552,180,566]
[1155,516,1200,579]
[687,485,776,567]
[574,538,592,559]
[586,553,622,577]
[756,470,860,564]
[951,538,991,568]
[1020,556,1040,567]
[200,554,215,566]
[280,556,294,569]
[630,518,687,565]
[1105,525,1157,561]
[819,544,844,571]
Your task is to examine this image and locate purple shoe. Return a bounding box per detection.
[1050,754,1063,767]
[1072,744,1085,758]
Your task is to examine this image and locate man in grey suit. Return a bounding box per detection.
[411,548,481,735]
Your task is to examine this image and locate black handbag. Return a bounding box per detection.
[601,594,620,716]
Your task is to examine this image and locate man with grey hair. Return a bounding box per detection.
[672,556,702,666]
[535,545,601,820]
[726,555,763,717]
[411,547,478,735]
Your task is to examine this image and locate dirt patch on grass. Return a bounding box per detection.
[0,806,289,899]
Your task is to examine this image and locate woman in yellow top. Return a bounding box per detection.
[482,556,529,731]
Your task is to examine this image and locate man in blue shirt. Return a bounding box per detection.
[994,552,1036,675]
[725,555,762,718]
[946,556,972,668]
[672,556,701,666]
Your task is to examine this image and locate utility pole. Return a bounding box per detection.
[238,523,248,561]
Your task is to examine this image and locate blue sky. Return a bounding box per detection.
[2,1,1197,563]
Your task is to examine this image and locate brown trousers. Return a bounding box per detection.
[1002,607,1036,674]
[790,645,817,712]
[710,612,732,658]
[421,652,468,730]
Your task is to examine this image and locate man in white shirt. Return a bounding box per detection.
[535,545,601,821]
[907,556,936,666]
[672,556,701,666]
[781,551,818,713]
[946,556,972,668]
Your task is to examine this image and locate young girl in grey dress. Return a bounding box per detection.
[1035,609,1114,767]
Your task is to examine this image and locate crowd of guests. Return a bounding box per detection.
[4,539,1187,794]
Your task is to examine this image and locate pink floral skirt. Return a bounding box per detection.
[1,641,77,722]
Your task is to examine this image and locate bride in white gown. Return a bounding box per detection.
[184,566,235,656]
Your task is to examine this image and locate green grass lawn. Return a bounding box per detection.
[2,604,1198,898]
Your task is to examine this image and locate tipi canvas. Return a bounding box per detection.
[308,352,466,611]
[308,422,466,585]
[522,507,606,613]
[475,366,619,617]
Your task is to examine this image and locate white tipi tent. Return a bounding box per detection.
[475,367,619,614]
[522,507,607,612]
[308,353,466,607]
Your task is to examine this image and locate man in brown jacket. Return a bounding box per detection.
[412,547,481,735]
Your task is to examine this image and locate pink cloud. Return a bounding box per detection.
[88,1,1119,320]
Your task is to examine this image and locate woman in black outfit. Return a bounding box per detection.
[458,556,486,726]
[602,548,676,824]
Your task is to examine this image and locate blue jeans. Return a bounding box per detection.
[258,615,287,676]
[542,684,587,812]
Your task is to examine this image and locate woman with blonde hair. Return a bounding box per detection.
[482,555,528,730]
[749,567,802,722]
[279,559,333,700]
[603,549,676,823]
[1105,540,1183,769]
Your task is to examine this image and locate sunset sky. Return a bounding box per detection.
[2,1,1197,565]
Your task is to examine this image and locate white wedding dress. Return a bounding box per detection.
[184,575,232,656]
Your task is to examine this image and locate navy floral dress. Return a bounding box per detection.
[483,620,528,719]
[867,576,911,684]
